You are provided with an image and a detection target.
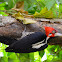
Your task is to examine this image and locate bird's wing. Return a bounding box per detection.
[6,32,46,49]
[5,44,48,53]
[32,39,47,49]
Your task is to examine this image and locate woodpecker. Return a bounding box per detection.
[5,26,62,53]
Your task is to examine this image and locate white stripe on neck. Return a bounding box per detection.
[32,37,50,49]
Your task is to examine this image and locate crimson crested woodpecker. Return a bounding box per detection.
[5,26,62,53]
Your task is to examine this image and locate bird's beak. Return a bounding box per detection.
[55,33,62,37]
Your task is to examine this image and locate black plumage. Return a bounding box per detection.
[0,36,17,45]
[5,44,48,53]
[5,32,48,53]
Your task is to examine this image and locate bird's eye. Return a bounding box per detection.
[52,30,56,34]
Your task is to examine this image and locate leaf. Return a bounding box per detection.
[34,52,40,62]
[34,12,41,18]
[8,53,20,62]
[58,50,62,59]
[59,4,62,13]
[40,7,54,18]
[28,7,35,14]
[12,12,36,24]
[0,7,5,10]
[0,2,6,6]
[29,53,34,62]
[0,12,7,16]
[34,7,54,18]
[39,50,45,58]
[19,53,30,62]
[23,18,37,24]
[12,12,24,20]
[45,10,54,18]
[12,1,28,14]
[7,52,14,56]
[40,7,48,15]
[7,0,15,9]
[45,0,56,10]
[12,9,28,14]
[1,56,8,62]
[6,10,17,15]
[15,1,24,9]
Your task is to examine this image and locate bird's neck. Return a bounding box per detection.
[45,37,50,43]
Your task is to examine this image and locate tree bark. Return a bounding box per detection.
[0,16,62,46]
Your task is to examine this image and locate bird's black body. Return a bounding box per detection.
[5,32,48,53]
[0,36,17,45]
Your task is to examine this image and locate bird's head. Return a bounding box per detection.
[44,26,62,37]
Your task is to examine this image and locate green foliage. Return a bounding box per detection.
[28,6,36,14]
[0,0,62,18]
[39,50,45,60]
[45,0,56,10]
[34,12,41,18]
[6,0,15,9]
[0,43,62,62]
[44,45,62,62]
[34,7,54,18]
[0,2,7,16]
[0,0,6,2]
[59,0,62,4]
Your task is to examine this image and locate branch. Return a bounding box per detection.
[0,16,62,46]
